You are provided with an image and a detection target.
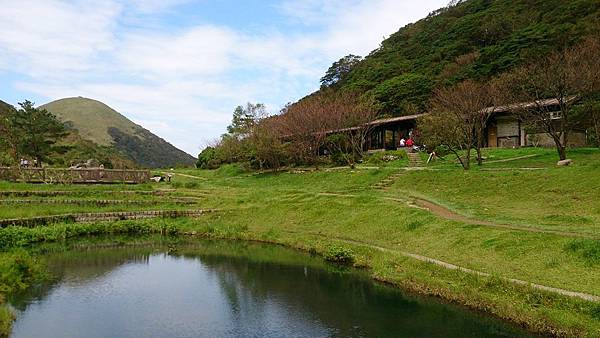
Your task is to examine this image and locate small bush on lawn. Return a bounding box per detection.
[0,305,14,338]
[565,239,600,265]
[324,245,355,265]
[366,150,406,166]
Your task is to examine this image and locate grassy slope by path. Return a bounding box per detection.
[165,148,600,336]
[389,148,600,234]
[0,147,600,336]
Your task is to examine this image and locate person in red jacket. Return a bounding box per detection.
[406,138,414,151]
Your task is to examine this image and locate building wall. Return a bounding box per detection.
[487,113,588,148]
[526,132,587,147]
[495,117,521,148]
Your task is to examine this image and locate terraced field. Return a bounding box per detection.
[1,147,600,337]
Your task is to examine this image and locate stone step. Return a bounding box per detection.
[406,153,424,167]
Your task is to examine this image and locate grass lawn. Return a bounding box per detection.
[390,148,600,234]
[0,146,599,336]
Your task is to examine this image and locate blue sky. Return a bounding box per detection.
[0,0,448,155]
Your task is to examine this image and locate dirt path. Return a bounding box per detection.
[315,189,598,239]
[405,197,598,240]
[483,154,540,164]
[171,173,208,180]
[294,231,600,303]
[315,191,598,239]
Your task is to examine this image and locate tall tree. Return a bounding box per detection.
[320,55,362,88]
[324,92,377,168]
[249,117,288,171]
[277,90,376,168]
[419,111,473,169]
[429,80,495,167]
[11,101,67,165]
[226,103,267,138]
[0,101,19,163]
[277,95,330,167]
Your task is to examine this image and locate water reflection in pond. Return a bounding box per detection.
[10,240,533,338]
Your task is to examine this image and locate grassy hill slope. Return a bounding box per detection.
[41,97,137,147]
[0,99,135,168]
[41,97,196,168]
[325,0,600,116]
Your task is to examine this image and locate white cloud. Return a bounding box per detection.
[279,0,448,56]
[118,26,238,79]
[0,0,121,76]
[123,0,196,13]
[2,0,448,155]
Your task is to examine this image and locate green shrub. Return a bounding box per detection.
[0,305,14,338]
[406,220,425,231]
[565,239,600,265]
[366,155,384,166]
[0,250,48,337]
[184,182,200,189]
[197,147,222,169]
[591,305,600,320]
[324,245,355,264]
[366,150,406,166]
[171,181,200,189]
[216,164,245,177]
[330,151,349,166]
[0,250,46,295]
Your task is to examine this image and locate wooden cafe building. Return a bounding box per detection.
[354,98,587,152]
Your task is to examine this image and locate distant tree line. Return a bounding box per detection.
[197,92,377,170]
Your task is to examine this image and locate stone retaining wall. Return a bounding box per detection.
[0,199,196,205]
[0,209,216,228]
[0,167,151,184]
[0,190,170,197]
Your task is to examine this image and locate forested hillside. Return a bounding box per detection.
[323,0,600,116]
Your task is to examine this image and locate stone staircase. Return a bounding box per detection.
[407,152,424,167]
[372,171,404,190]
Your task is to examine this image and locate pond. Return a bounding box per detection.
[9,239,533,338]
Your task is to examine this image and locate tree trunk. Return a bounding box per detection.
[593,115,600,148]
[552,136,567,161]
[464,148,471,170]
[476,123,486,166]
[476,137,483,166]
[449,148,464,170]
[557,146,567,161]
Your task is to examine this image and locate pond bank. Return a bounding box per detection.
[9,238,532,338]
[0,219,598,337]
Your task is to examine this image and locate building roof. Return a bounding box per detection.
[481,96,578,114]
[323,113,426,134]
[300,97,577,136]
[369,113,427,126]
